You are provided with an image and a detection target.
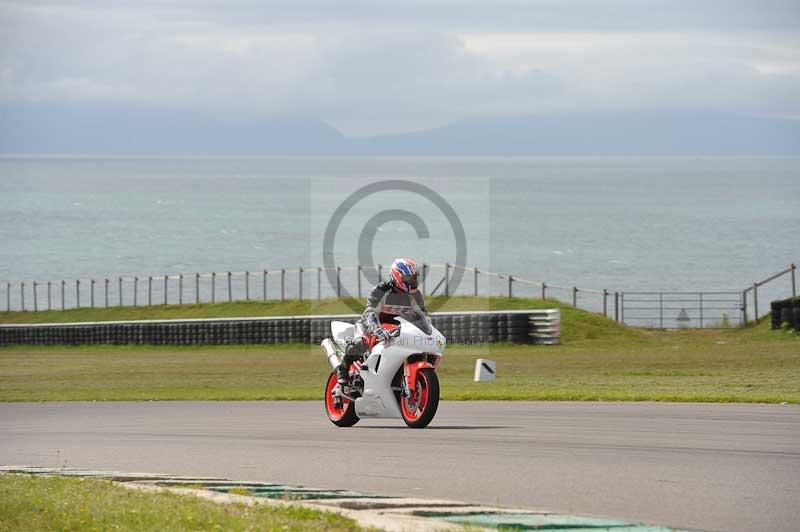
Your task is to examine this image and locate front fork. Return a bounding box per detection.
[403,361,435,403]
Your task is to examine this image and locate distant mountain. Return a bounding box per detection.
[2,105,798,155]
[352,111,800,156]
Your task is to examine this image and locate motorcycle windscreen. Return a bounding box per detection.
[398,308,432,335]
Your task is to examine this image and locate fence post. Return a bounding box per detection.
[541,282,546,300]
[445,262,450,297]
[336,267,341,299]
[699,293,704,328]
[47,281,52,311]
[742,290,748,325]
[224,272,230,302]
[753,283,758,322]
[90,279,95,308]
[614,292,619,322]
[474,268,479,297]
[659,292,663,329]
[263,270,267,301]
[118,277,122,306]
[195,273,200,303]
[164,275,168,305]
[6,282,10,311]
[211,272,216,303]
[33,281,37,311]
[317,267,321,300]
[792,263,797,298]
[620,292,625,323]
[21,282,25,311]
[133,277,138,306]
[281,269,286,301]
[572,286,577,307]
[507,275,513,298]
[76,280,80,308]
[179,274,183,305]
[245,271,250,301]
[298,267,303,300]
[603,289,608,317]
[61,280,65,310]
[422,263,427,295]
[104,278,109,308]
[147,276,152,306]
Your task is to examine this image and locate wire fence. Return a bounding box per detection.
[1,262,796,328]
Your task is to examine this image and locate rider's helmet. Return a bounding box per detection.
[390,258,419,293]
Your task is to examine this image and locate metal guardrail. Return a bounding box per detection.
[620,292,744,329]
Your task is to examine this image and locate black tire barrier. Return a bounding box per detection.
[771,296,800,329]
[0,310,561,346]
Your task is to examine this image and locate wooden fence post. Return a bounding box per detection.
[445,262,450,297]
[507,275,513,298]
[742,290,748,325]
[541,282,546,300]
[298,267,303,300]
[603,289,608,317]
[572,286,577,307]
[753,283,759,322]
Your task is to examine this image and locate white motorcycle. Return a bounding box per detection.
[321,308,445,428]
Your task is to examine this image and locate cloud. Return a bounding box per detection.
[1,0,799,135]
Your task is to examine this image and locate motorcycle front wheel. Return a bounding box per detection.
[324,371,359,427]
[400,368,439,428]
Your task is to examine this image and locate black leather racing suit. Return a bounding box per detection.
[337,281,426,384]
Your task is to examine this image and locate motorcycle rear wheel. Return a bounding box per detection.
[400,368,439,428]
[324,371,359,427]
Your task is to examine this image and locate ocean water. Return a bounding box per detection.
[1,156,798,312]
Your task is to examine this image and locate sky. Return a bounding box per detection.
[1,0,799,136]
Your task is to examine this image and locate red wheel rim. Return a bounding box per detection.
[401,372,429,422]
[325,372,349,420]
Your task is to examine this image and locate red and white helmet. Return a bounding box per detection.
[390,258,419,293]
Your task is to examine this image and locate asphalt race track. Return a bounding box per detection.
[2,401,798,531]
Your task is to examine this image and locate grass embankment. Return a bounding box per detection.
[1,300,797,402]
[0,295,574,324]
[0,474,366,531]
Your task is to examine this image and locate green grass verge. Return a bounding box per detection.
[0,473,367,531]
[1,318,797,403]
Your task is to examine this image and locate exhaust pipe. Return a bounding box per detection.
[321,338,341,369]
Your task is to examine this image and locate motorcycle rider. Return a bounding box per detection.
[335,258,426,400]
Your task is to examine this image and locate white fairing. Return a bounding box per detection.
[326,312,445,419]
